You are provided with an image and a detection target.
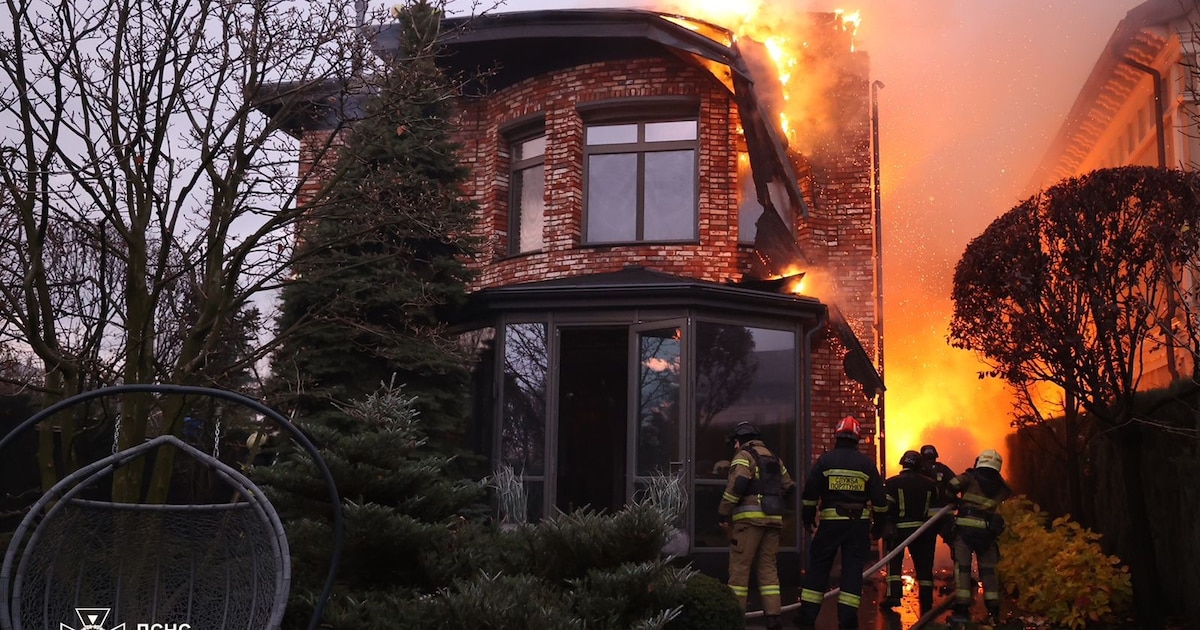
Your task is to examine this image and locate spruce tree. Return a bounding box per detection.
[271,0,477,446]
[254,379,487,630]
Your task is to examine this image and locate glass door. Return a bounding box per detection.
[629,321,689,533]
[555,326,629,515]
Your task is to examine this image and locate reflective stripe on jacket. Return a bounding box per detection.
[719,440,795,527]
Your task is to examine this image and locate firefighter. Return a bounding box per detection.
[795,416,888,630]
[881,450,939,617]
[947,449,1012,625]
[919,444,957,557]
[718,421,795,630]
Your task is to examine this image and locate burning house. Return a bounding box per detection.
[264,7,884,573]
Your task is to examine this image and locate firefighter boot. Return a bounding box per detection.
[763,615,782,630]
[986,602,1002,625]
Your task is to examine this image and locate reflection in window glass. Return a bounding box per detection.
[645,120,697,142]
[643,150,696,240]
[737,152,761,243]
[514,165,545,252]
[502,323,547,475]
[584,118,698,244]
[692,323,797,548]
[587,153,639,242]
[636,327,681,476]
[511,134,546,254]
[586,124,639,145]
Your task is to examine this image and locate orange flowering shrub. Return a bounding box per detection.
[996,497,1132,629]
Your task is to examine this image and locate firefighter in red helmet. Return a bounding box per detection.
[795,416,888,630]
[718,421,795,630]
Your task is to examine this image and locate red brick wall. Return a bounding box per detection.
[792,50,879,463]
[450,57,749,287]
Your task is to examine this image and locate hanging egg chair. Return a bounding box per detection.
[0,385,343,630]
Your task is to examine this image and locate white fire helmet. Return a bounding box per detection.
[975,449,1003,472]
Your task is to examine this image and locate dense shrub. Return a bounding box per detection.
[996,497,1132,629]
[662,572,745,630]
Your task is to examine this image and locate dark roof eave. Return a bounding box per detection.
[460,281,826,326]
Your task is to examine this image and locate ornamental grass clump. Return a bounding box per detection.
[996,497,1132,629]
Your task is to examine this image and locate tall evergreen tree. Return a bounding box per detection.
[271,0,477,445]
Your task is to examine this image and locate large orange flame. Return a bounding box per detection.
[658,0,1015,473]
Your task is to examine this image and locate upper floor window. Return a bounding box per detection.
[510,133,546,254]
[584,119,698,244]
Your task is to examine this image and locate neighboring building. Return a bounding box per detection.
[1029,0,1200,388]
[264,8,884,572]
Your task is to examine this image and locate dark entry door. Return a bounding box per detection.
[555,327,629,513]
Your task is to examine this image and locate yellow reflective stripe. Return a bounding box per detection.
[956,589,972,599]
[801,499,818,507]
[819,507,869,519]
[886,576,902,583]
[898,521,924,528]
[722,492,740,503]
[800,589,824,604]
[824,468,870,480]
[956,516,988,528]
[984,591,1000,601]
[733,511,783,522]
[963,492,998,508]
[918,580,934,587]
[729,584,749,596]
[761,585,781,595]
[838,592,861,608]
[898,488,905,511]
[731,458,752,468]
[873,505,888,513]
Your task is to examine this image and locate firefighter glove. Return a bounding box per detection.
[801,505,816,531]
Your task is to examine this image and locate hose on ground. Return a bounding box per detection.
[744,504,956,618]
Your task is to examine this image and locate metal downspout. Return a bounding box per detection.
[1120,58,1166,169]
[1120,57,1181,381]
[871,79,886,476]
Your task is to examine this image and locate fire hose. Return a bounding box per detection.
[744,504,956,618]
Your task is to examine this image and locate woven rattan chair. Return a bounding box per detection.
[0,385,343,630]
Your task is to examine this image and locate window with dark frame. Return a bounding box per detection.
[510,132,546,255]
[584,118,698,244]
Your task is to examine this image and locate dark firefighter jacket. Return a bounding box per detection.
[719,439,796,527]
[885,469,938,530]
[922,460,957,516]
[948,467,1012,532]
[801,441,887,524]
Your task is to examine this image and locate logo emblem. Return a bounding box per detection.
[62,608,125,630]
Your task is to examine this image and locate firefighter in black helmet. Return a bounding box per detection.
[881,450,939,617]
[718,421,795,630]
[919,444,957,557]
[795,416,888,630]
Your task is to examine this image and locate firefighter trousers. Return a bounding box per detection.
[953,533,1000,609]
[727,522,783,614]
[886,526,936,615]
[797,519,870,629]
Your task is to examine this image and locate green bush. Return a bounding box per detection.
[662,572,745,630]
[996,497,1132,629]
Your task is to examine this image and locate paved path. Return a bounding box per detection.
[744,566,994,629]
